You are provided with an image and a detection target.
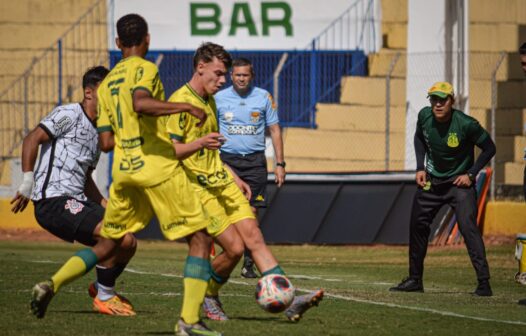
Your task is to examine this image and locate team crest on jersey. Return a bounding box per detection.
[224,112,234,122]
[135,67,144,82]
[447,132,459,147]
[250,111,260,123]
[65,199,84,215]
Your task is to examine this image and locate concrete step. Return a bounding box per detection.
[381,0,407,23]
[470,80,526,109]
[283,157,405,173]
[503,161,524,185]
[315,103,406,132]
[470,52,525,81]
[368,49,406,78]
[470,23,526,52]
[470,108,526,136]
[511,135,526,162]
[469,0,526,24]
[340,76,406,106]
[284,128,405,162]
[0,0,97,23]
[381,22,407,49]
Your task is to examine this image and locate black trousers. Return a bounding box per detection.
[409,178,490,281]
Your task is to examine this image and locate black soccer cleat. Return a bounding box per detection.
[389,277,424,293]
[473,280,492,297]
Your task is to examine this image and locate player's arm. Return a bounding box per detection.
[133,89,207,126]
[268,123,285,187]
[84,169,107,208]
[414,128,427,187]
[453,136,496,187]
[171,132,225,161]
[98,131,115,153]
[10,126,50,213]
[224,163,252,201]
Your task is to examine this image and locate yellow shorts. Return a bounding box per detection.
[196,182,256,238]
[101,168,208,241]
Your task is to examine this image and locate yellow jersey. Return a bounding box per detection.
[166,83,233,189]
[97,56,178,187]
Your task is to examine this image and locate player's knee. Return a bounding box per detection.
[121,233,137,256]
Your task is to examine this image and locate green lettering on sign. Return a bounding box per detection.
[229,3,257,36]
[261,2,292,36]
[190,3,221,35]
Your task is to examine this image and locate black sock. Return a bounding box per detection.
[96,263,127,288]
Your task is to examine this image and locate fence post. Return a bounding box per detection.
[58,39,63,106]
[310,39,318,127]
[273,53,289,109]
[490,52,505,201]
[385,52,400,170]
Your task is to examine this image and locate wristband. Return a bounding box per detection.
[18,171,34,198]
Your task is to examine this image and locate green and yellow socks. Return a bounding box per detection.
[181,256,211,324]
[50,248,98,293]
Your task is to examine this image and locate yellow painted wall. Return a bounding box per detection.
[0,199,40,230]
[483,201,526,235]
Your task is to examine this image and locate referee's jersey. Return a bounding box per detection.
[215,86,279,155]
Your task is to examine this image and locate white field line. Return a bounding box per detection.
[26,262,526,326]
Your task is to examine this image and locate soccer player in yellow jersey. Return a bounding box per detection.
[31,14,223,336]
[167,42,323,323]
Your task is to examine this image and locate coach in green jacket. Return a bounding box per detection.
[390,82,496,296]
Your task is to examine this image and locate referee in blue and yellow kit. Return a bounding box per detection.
[215,58,285,278]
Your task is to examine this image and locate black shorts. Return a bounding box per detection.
[33,196,104,246]
[220,151,268,208]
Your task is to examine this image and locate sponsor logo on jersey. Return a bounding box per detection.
[227,125,258,135]
[162,217,188,231]
[55,116,73,133]
[447,133,459,147]
[224,111,234,122]
[250,111,260,123]
[65,199,84,215]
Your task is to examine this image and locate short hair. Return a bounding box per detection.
[232,57,254,75]
[117,14,148,48]
[82,66,109,89]
[193,42,232,70]
[520,42,526,55]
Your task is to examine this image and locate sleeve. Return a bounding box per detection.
[39,106,77,139]
[265,92,279,126]
[414,115,427,171]
[131,61,160,96]
[466,118,488,145]
[468,136,496,176]
[96,87,113,133]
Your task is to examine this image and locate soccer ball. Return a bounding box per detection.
[255,274,295,313]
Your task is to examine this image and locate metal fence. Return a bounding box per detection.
[0,0,108,162]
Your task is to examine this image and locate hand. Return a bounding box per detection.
[415,170,427,187]
[235,178,252,201]
[10,192,30,214]
[453,174,473,187]
[188,105,207,127]
[199,132,224,151]
[274,166,286,187]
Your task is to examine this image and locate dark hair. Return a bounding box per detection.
[82,66,109,89]
[117,14,148,48]
[232,57,254,75]
[520,42,526,55]
[193,42,232,70]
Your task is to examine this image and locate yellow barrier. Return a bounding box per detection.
[0,199,41,230]
[483,201,526,236]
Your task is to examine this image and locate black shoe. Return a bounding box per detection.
[518,298,526,306]
[240,260,258,279]
[389,277,424,292]
[473,280,492,297]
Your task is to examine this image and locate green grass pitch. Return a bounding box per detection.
[0,240,525,335]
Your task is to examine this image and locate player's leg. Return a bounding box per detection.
[452,185,492,296]
[390,186,443,292]
[30,197,121,318]
[147,171,221,335]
